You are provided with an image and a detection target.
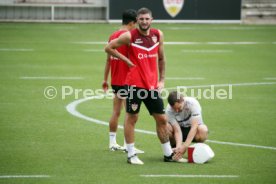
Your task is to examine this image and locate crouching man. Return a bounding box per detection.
[166,91,208,159]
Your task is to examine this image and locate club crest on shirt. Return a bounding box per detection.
[131,103,138,111]
[151,36,157,43]
[163,0,184,18]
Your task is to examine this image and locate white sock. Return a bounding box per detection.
[109,132,117,145]
[126,143,136,157]
[123,138,127,148]
[161,141,173,157]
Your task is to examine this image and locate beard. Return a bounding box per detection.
[139,24,150,32]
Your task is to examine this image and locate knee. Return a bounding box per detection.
[154,114,167,126]
[126,113,139,124]
[195,125,208,142]
[113,110,121,118]
[199,124,208,133]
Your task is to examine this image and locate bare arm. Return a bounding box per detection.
[173,120,199,159]
[102,54,110,92]
[157,30,166,90]
[104,32,135,67]
[183,120,198,147]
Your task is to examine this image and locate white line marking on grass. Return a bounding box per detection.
[167,77,205,80]
[0,48,34,52]
[207,140,276,151]
[166,42,200,45]
[166,27,253,30]
[66,98,276,151]
[181,49,233,53]
[166,42,272,45]
[0,175,50,179]
[140,174,239,178]
[264,77,276,80]
[66,81,276,151]
[165,82,276,90]
[73,41,276,45]
[66,96,156,135]
[164,26,274,30]
[73,41,106,45]
[83,49,103,52]
[20,76,84,80]
[207,42,260,45]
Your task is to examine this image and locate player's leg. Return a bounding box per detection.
[109,95,125,151]
[124,112,144,164]
[166,123,176,147]
[124,87,143,164]
[124,112,138,149]
[152,113,172,153]
[152,113,170,144]
[109,96,123,132]
[152,113,186,163]
[120,87,144,154]
[144,90,185,162]
[194,124,208,142]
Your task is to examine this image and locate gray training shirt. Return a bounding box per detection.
[166,97,204,128]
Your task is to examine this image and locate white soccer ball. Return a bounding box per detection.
[192,143,215,164]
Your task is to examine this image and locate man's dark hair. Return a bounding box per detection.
[122,9,137,25]
[137,7,152,17]
[168,91,184,106]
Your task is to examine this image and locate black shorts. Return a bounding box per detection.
[111,85,128,98]
[181,126,196,142]
[126,86,165,115]
[171,126,197,148]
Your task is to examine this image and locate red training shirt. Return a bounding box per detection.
[108,30,129,86]
[125,28,160,90]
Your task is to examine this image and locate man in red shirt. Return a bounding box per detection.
[103,9,144,154]
[105,7,185,164]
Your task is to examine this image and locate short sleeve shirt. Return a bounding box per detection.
[166,97,203,128]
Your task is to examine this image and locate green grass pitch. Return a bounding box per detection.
[0,22,276,184]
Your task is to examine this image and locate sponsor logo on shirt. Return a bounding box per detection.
[135,38,143,44]
[137,53,157,60]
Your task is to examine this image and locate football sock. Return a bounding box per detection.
[109,132,117,145]
[161,141,173,157]
[126,143,135,157]
[123,138,127,148]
